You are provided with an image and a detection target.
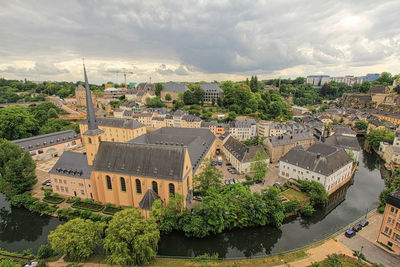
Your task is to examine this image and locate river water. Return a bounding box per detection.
[0,138,389,257]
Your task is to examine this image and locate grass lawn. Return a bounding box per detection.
[318,254,368,267]
[281,188,309,203]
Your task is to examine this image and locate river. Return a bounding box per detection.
[0,138,390,257]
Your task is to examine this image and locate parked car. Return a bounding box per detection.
[359,220,369,227]
[255,180,263,184]
[211,161,217,166]
[226,162,232,166]
[345,229,356,238]
[352,225,362,232]
[233,178,239,184]
[193,196,203,202]
[273,182,282,188]
[42,179,51,185]
[225,179,230,185]
[230,169,237,174]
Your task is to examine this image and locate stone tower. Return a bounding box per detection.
[82,64,104,165]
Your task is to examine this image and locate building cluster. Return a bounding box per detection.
[306,73,379,87]
[378,189,400,254]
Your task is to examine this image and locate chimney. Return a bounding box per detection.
[316,153,321,159]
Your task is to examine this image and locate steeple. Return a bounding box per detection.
[83,64,99,132]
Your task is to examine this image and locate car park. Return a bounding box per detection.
[345,229,356,238]
[352,225,362,232]
[359,220,369,227]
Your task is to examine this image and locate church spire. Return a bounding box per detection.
[83,64,98,131]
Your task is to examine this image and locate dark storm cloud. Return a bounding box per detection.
[0,0,399,79]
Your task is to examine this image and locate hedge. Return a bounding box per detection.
[71,201,103,212]
[102,206,123,215]
[43,195,64,204]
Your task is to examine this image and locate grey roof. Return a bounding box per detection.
[93,142,186,181]
[163,83,189,93]
[129,127,215,173]
[123,110,133,116]
[83,65,101,134]
[152,116,165,121]
[49,151,92,179]
[200,83,223,93]
[201,121,218,127]
[139,189,160,210]
[182,115,202,122]
[281,143,352,176]
[325,134,361,151]
[230,119,257,128]
[81,117,144,129]
[387,189,400,208]
[330,126,356,136]
[223,136,267,162]
[267,130,314,146]
[12,130,79,151]
[137,82,155,92]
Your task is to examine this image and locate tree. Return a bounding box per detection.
[193,159,223,194]
[146,97,166,108]
[0,259,20,267]
[366,128,395,150]
[47,108,58,119]
[104,208,160,266]
[251,151,268,182]
[300,204,315,217]
[37,244,55,259]
[39,118,79,135]
[375,72,393,86]
[0,139,37,197]
[165,93,172,101]
[151,194,184,233]
[155,83,163,96]
[0,106,39,140]
[48,218,104,261]
[354,120,368,131]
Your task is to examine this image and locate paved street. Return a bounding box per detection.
[337,212,400,267]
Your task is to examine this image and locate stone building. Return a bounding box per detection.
[264,129,315,163]
[377,189,400,254]
[160,83,189,102]
[229,119,257,141]
[200,83,223,104]
[279,143,353,195]
[222,135,268,174]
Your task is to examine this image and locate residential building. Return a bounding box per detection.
[160,83,189,102]
[229,119,257,140]
[132,113,153,127]
[136,82,155,94]
[200,83,223,103]
[379,131,400,165]
[222,135,268,174]
[377,189,400,254]
[257,121,310,137]
[325,133,361,162]
[103,87,128,99]
[151,117,167,129]
[12,130,81,161]
[264,130,315,162]
[279,143,353,194]
[181,115,202,128]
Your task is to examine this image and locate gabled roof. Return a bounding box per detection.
[12,130,79,151]
[163,83,189,93]
[325,134,361,151]
[223,136,267,163]
[200,83,223,93]
[49,151,92,179]
[139,189,160,210]
[93,142,186,181]
[230,119,257,128]
[81,117,144,129]
[386,189,400,209]
[280,143,352,176]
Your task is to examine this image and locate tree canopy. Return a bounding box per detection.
[193,159,223,194]
[251,151,269,182]
[366,128,395,151]
[48,218,104,261]
[104,208,160,266]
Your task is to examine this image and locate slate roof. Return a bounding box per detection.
[123,110,133,117]
[12,130,79,151]
[139,189,160,210]
[200,83,223,93]
[267,130,314,146]
[129,127,215,173]
[81,117,144,129]
[182,115,202,122]
[281,143,352,176]
[386,189,400,209]
[230,119,257,128]
[49,151,92,179]
[223,136,267,162]
[93,142,186,181]
[325,134,361,151]
[330,126,356,136]
[137,82,155,92]
[164,83,189,93]
[201,121,218,127]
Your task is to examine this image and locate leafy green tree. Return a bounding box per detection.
[325,253,343,267]
[360,81,371,93]
[0,139,36,197]
[151,194,184,233]
[354,120,368,131]
[193,159,222,194]
[284,200,299,214]
[0,259,20,267]
[47,108,58,119]
[39,118,79,135]
[104,208,160,266]
[375,72,393,86]
[56,88,71,98]
[165,93,172,101]
[0,106,39,140]
[37,244,55,259]
[146,96,166,108]
[300,204,315,216]
[366,128,395,150]
[251,151,268,182]
[155,83,163,96]
[48,218,104,261]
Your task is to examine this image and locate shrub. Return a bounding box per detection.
[22,249,34,258]
[44,190,52,197]
[378,205,385,213]
[105,203,112,208]
[83,198,90,203]
[74,197,81,203]
[37,244,54,259]
[300,205,315,217]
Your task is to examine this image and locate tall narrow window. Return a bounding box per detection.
[106,175,112,190]
[88,137,92,144]
[152,181,158,194]
[98,136,101,142]
[136,179,142,194]
[120,177,126,192]
[169,183,175,195]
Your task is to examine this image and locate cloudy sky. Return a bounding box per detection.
[0,0,399,84]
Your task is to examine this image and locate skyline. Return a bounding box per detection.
[0,0,399,84]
